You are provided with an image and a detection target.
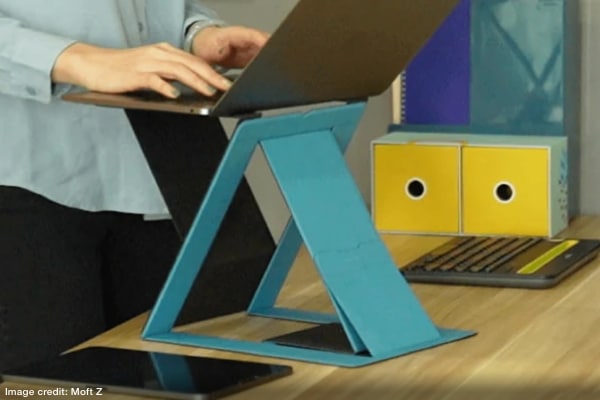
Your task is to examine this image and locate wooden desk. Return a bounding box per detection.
[4,217,600,399]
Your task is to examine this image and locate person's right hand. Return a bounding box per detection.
[51,42,233,99]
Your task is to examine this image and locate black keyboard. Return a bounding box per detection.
[401,236,600,289]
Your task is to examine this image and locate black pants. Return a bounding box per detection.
[0,186,180,372]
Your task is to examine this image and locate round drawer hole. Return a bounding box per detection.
[406,178,427,200]
[494,181,516,203]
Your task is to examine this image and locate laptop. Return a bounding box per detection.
[63,0,461,116]
[401,236,600,289]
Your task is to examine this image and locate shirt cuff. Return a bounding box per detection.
[183,19,226,53]
[9,28,76,103]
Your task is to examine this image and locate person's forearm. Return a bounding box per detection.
[51,42,101,87]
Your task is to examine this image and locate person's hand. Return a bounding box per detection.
[191,25,269,69]
[52,42,233,99]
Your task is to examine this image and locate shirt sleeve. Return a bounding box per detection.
[0,11,76,104]
[183,1,226,34]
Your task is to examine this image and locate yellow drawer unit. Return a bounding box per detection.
[372,132,568,237]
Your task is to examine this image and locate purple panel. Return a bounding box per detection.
[404,0,470,125]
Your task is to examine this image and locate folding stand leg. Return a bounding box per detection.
[142,103,475,367]
[125,110,276,325]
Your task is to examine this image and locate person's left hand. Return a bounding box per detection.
[191,25,269,69]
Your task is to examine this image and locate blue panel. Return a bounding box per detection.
[405,0,471,124]
[470,0,566,135]
[262,131,379,254]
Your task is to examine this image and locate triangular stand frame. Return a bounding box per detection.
[142,102,475,367]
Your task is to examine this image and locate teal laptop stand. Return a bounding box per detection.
[142,102,475,367]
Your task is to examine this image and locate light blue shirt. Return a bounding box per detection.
[0,0,224,214]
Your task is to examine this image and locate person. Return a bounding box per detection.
[0,0,269,372]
